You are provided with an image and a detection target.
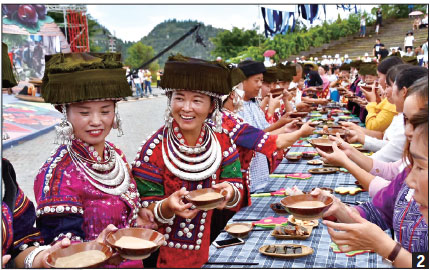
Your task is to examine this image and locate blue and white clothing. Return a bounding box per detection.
[237,100,271,193]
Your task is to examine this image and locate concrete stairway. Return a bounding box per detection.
[293,17,428,60]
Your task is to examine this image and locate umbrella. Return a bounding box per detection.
[409,10,424,16]
[263,50,276,57]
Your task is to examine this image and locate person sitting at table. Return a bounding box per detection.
[132,55,245,268]
[362,56,403,132]
[316,76,427,195]
[405,106,429,225]
[211,76,314,242]
[342,65,427,162]
[236,60,304,193]
[259,66,290,124]
[313,102,428,268]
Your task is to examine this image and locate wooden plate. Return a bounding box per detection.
[259,244,313,258]
[307,159,323,165]
[271,226,313,240]
[308,167,338,174]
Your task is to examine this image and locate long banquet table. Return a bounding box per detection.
[204,107,392,268]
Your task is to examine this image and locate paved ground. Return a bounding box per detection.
[3,88,167,203]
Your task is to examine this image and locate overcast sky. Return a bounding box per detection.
[86,4,377,42]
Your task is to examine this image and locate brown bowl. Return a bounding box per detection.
[286,155,302,162]
[280,194,333,221]
[106,228,164,260]
[309,138,334,153]
[325,128,347,138]
[46,241,113,268]
[270,87,285,98]
[185,188,226,210]
[301,153,315,160]
[224,223,253,238]
[290,112,309,118]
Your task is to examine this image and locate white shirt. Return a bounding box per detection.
[364,113,406,162]
[404,36,415,47]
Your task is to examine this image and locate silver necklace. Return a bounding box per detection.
[170,126,209,154]
[68,145,130,195]
[162,124,222,181]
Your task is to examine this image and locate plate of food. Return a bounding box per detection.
[271,224,313,240]
[46,242,113,268]
[308,167,338,174]
[307,159,323,165]
[259,244,313,258]
[287,215,319,227]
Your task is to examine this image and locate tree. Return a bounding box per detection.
[210,27,264,60]
[124,42,159,79]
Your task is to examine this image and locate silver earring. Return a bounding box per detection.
[164,98,173,128]
[54,104,74,145]
[211,99,223,133]
[112,103,124,137]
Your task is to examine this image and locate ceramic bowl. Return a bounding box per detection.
[286,155,302,162]
[185,188,226,210]
[301,153,315,160]
[309,138,334,153]
[280,194,333,220]
[106,228,165,260]
[46,241,113,268]
[224,223,254,238]
[289,112,309,118]
[270,87,285,98]
[325,128,347,139]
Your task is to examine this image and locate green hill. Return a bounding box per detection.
[140,19,225,67]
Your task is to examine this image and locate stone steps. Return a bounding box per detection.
[290,17,428,60]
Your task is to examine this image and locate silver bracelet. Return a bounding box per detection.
[24,245,51,268]
[153,199,175,224]
[225,182,241,209]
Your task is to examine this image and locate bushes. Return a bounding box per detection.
[228,12,361,63]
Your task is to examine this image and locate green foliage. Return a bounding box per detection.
[123,42,159,79]
[372,4,428,20]
[226,12,362,62]
[210,27,264,60]
[140,19,223,68]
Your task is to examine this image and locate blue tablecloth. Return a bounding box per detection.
[204,110,391,268]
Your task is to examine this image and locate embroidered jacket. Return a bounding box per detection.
[132,121,243,268]
[357,168,428,252]
[2,159,43,260]
[34,140,142,268]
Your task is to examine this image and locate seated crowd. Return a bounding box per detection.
[1,42,428,268]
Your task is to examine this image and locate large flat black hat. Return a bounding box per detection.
[340,63,351,71]
[2,42,17,88]
[160,54,245,96]
[358,63,378,76]
[41,52,131,104]
[263,67,278,83]
[238,60,266,77]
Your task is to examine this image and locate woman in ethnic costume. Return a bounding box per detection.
[132,55,243,268]
[33,52,155,268]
